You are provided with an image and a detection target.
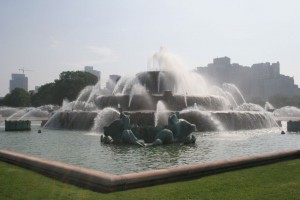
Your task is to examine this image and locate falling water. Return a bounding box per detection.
[84,81,102,108]
[225,92,238,108]
[74,85,93,105]
[180,107,225,131]
[42,111,61,129]
[5,108,28,121]
[184,92,188,107]
[42,46,279,132]
[274,106,300,117]
[222,83,246,105]
[128,83,147,108]
[112,76,130,95]
[18,108,49,120]
[157,72,161,93]
[236,103,265,112]
[154,101,169,127]
[209,86,237,108]
[0,107,19,118]
[91,107,120,132]
[265,102,274,111]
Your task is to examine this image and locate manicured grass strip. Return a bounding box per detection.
[0,160,300,200]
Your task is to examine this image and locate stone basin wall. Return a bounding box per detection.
[0,149,299,192]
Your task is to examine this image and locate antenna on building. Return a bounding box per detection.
[18,68,33,74]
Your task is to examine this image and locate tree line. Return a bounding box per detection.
[1,72,300,109]
[0,71,98,107]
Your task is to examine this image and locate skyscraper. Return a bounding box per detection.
[84,66,101,84]
[9,73,28,92]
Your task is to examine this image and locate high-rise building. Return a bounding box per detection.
[9,73,28,92]
[35,86,40,93]
[197,57,300,100]
[84,66,101,82]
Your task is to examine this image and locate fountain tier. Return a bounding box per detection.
[45,110,276,131]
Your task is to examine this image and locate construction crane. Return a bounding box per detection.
[18,68,33,74]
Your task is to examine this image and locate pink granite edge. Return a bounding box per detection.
[0,148,299,192]
[0,149,118,187]
[117,149,300,185]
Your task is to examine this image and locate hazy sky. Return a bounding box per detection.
[1,0,300,97]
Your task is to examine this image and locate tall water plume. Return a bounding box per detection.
[154,101,169,127]
[148,47,208,95]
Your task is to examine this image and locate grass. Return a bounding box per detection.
[0,160,300,200]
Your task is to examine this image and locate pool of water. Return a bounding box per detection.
[0,121,299,175]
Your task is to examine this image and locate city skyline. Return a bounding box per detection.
[1,0,300,97]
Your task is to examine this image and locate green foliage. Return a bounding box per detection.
[31,71,98,106]
[2,88,31,107]
[52,71,98,105]
[0,160,300,200]
[31,83,55,107]
[268,94,300,108]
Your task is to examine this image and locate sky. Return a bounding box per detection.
[0,0,300,97]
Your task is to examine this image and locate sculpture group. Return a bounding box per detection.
[101,112,197,146]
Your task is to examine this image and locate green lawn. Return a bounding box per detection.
[0,160,300,200]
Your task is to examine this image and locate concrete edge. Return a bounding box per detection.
[0,149,299,192]
[0,149,118,192]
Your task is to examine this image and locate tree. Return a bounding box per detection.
[52,71,98,105]
[31,83,55,107]
[31,71,98,106]
[2,88,31,107]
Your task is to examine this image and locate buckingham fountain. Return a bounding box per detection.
[42,47,278,145]
[2,48,300,176]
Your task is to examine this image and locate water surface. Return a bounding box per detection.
[0,122,299,175]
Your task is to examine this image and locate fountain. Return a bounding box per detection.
[0,105,56,123]
[44,47,278,140]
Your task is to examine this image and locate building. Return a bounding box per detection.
[197,57,300,101]
[9,73,28,92]
[84,66,101,82]
[35,86,40,93]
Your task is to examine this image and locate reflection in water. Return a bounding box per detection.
[0,124,299,175]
